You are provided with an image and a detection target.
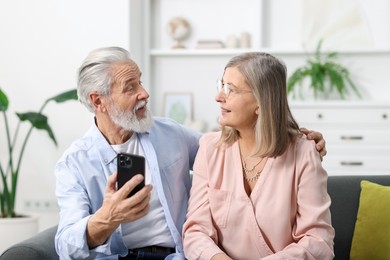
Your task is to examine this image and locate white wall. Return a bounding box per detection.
[1,0,390,233]
[0,0,130,231]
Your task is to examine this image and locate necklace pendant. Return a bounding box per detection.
[241,156,267,183]
[244,170,261,182]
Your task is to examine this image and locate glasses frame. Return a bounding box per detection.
[216,79,252,98]
[216,80,232,97]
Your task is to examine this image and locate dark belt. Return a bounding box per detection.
[119,246,175,259]
[129,246,175,254]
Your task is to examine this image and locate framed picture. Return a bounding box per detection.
[164,92,193,124]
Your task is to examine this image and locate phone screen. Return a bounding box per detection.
[117,153,145,197]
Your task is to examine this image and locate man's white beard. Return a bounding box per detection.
[108,100,153,133]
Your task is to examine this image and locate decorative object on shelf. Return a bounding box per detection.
[0,88,77,218]
[166,17,191,49]
[287,39,361,100]
[164,92,193,125]
[240,32,251,48]
[195,40,224,49]
[225,34,238,48]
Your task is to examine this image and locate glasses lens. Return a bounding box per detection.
[217,80,231,97]
[216,80,222,93]
[223,83,229,95]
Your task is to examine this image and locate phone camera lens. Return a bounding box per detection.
[125,157,131,165]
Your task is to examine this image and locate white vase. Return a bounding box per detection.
[0,215,39,254]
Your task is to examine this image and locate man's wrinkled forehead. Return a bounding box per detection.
[110,61,141,82]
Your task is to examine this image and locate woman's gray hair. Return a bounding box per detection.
[77,46,132,113]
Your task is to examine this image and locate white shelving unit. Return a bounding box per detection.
[129,0,390,130]
[129,0,390,175]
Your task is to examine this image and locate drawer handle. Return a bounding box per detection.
[340,161,363,166]
[340,136,363,140]
[383,113,388,119]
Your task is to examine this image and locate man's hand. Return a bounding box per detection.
[300,127,327,159]
[86,172,152,248]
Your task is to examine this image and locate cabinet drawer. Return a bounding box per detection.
[323,154,390,173]
[325,146,390,156]
[292,108,390,124]
[323,129,390,145]
[326,168,390,176]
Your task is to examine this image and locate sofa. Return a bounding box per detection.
[1,175,389,260]
[0,224,58,260]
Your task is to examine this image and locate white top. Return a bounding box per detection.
[112,134,174,248]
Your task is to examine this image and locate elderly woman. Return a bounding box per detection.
[183,52,335,260]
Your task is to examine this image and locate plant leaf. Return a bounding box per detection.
[327,52,338,60]
[345,76,362,98]
[287,67,314,99]
[310,63,325,96]
[327,65,346,99]
[47,89,78,103]
[315,39,323,61]
[16,112,57,146]
[287,68,304,93]
[0,89,9,112]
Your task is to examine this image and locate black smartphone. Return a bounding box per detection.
[117,153,145,197]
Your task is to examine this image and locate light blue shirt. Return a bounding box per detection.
[55,117,201,259]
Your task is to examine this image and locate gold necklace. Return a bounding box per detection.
[241,157,265,182]
[242,157,264,173]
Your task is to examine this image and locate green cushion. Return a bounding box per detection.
[350,180,390,259]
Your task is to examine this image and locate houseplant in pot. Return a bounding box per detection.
[287,39,362,100]
[0,87,77,251]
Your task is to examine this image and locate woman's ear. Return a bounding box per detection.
[255,106,259,115]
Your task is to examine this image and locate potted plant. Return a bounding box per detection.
[287,39,361,100]
[0,88,77,218]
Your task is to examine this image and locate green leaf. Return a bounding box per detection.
[327,67,346,98]
[287,69,304,93]
[16,112,57,146]
[327,52,338,60]
[315,39,323,61]
[287,39,361,100]
[310,63,325,93]
[47,89,78,103]
[346,77,362,98]
[0,89,9,112]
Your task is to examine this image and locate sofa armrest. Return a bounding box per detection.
[0,225,58,260]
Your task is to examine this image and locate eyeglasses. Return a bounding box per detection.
[216,79,252,98]
[216,80,233,97]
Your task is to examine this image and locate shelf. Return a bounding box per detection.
[150,48,390,57]
[289,100,390,108]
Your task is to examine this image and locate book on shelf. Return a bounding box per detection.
[195,40,225,49]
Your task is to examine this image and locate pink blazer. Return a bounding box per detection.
[183,132,335,260]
